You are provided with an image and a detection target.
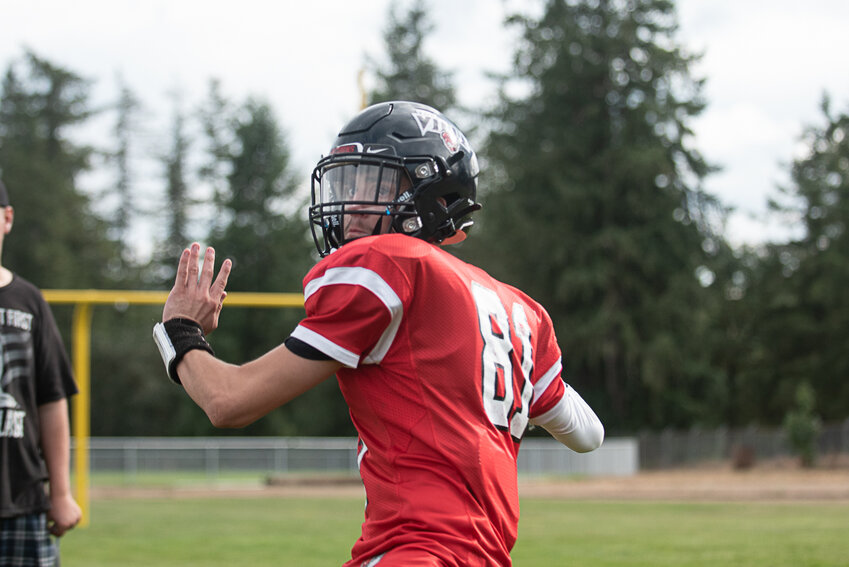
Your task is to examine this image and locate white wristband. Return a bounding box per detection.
[152,322,177,382]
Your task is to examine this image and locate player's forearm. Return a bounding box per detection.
[38,399,73,498]
[530,386,604,452]
[177,345,340,429]
[178,350,277,428]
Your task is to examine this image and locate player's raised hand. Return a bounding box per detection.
[163,243,231,334]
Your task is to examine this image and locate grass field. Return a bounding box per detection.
[60,491,849,566]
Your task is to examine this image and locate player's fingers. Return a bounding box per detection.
[174,247,191,288]
[47,519,64,537]
[212,258,232,300]
[187,243,201,287]
[200,246,216,289]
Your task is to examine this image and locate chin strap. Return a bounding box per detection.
[440,230,467,245]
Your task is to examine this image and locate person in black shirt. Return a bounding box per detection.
[0,179,80,566]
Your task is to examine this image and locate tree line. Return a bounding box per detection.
[0,0,845,437]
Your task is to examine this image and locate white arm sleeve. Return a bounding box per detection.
[529,386,604,453]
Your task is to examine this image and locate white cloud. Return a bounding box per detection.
[677,0,849,244]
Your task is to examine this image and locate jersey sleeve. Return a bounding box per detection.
[528,305,566,418]
[291,247,409,368]
[34,291,77,405]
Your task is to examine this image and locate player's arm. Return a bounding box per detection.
[530,385,604,453]
[153,243,342,428]
[529,312,604,452]
[177,344,341,428]
[38,398,82,536]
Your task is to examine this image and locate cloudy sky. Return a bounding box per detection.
[2,0,848,248]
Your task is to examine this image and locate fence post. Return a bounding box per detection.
[275,444,289,473]
[843,418,849,454]
[205,444,219,479]
[124,443,138,482]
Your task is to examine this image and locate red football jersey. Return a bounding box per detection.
[291,234,566,566]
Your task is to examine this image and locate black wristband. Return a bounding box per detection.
[152,318,214,385]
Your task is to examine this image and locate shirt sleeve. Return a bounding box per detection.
[34,293,77,405]
[530,385,604,452]
[292,258,407,368]
[528,305,566,418]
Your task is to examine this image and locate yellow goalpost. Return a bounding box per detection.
[42,289,304,526]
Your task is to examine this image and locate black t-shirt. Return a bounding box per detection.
[0,274,77,518]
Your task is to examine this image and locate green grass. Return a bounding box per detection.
[60,494,849,566]
[62,497,362,566]
[82,471,271,488]
[512,500,849,566]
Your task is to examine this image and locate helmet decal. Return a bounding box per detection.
[441,130,460,153]
[364,145,394,155]
[331,143,363,155]
[410,108,470,154]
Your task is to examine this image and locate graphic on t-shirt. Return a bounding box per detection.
[0,326,34,438]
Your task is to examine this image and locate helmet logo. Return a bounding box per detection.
[365,145,395,155]
[331,143,362,154]
[441,130,460,153]
[410,109,469,154]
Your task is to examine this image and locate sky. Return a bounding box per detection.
[2,0,849,249]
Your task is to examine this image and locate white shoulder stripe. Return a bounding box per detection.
[533,358,562,400]
[304,266,403,365]
[291,325,360,368]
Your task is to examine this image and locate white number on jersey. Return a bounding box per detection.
[471,281,534,440]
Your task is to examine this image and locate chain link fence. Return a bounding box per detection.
[637,419,849,470]
[75,436,638,480]
[75,420,849,481]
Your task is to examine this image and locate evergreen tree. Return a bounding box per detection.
[746,96,849,423]
[699,243,760,427]
[367,0,457,112]
[468,0,728,431]
[165,107,191,245]
[109,77,141,269]
[197,79,233,236]
[0,50,118,289]
[0,52,163,436]
[783,382,821,467]
[203,97,352,436]
[150,97,194,285]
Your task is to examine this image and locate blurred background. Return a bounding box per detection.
[1,0,847,470]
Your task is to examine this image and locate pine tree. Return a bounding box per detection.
[197,79,233,236]
[149,96,194,285]
[367,0,457,112]
[0,50,118,288]
[0,52,165,437]
[747,96,849,422]
[468,0,728,431]
[110,77,141,265]
[202,98,352,436]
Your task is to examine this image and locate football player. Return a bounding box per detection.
[154,101,604,566]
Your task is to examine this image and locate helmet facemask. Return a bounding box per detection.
[310,154,418,255]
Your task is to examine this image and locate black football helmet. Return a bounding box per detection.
[309,101,481,256]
